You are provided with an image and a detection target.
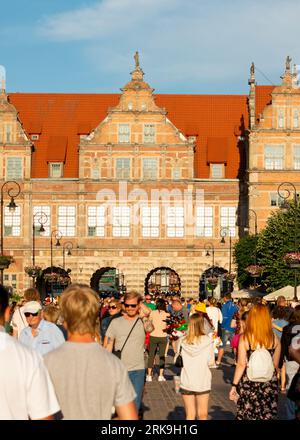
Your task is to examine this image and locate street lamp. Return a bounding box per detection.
[277,182,299,301]
[220,227,232,274]
[50,230,63,270]
[0,181,21,284]
[62,241,73,270]
[32,211,48,266]
[204,243,215,269]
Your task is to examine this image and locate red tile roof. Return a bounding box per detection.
[255,85,274,122]
[207,137,228,163]
[8,90,272,179]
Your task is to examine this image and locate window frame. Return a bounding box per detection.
[141,206,160,238]
[6,156,23,180]
[49,162,63,178]
[57,206,76,236]
[143,157,158,180]
[264,145,284,170]
[118,124,130,144]
[166,206,184,238]
[195,206,213,237]
[115,158,131,180]
[87,206,105,237]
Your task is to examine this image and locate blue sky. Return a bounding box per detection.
[0,0,299,94]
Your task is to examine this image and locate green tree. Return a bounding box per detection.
[256,203,300,292]
[233,235,259,287]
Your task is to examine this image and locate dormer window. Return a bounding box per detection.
[31,134,39,140]
[49,162,63,178]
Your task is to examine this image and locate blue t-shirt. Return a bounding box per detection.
[272,319,288,340]
[221,300,238,332]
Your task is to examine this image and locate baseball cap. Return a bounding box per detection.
[194,302,206,313]
[23,301,42,314]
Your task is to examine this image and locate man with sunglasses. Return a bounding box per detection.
[106,291,150,415]
[0,286,60,420]
[19,301,64,356]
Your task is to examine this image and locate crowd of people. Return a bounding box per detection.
[1,284,300,420]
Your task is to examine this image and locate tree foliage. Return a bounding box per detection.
[256,203,300,292]
[233,235,259,287]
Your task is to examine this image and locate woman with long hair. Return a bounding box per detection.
[146,298,170,382]
[229,304,281,420]
[178,313,213,420]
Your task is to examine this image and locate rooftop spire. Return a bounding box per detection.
[281,55,293,87]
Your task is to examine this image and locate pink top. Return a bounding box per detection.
[149,310,170,338]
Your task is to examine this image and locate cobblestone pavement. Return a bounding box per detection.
[142,350,287,420]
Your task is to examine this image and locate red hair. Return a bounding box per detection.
[243,304,274,349]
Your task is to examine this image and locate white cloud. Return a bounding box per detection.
[37,0,178,41]
[35,0,300,92]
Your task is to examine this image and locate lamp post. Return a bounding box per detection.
[62,241,73,270]
[220,227,232,274]
[204,243,216,296]
[32,212,48,266]
[0,181,21,285]
[277,182,299,301]
[204,243,215,270]
[50,230,62,270]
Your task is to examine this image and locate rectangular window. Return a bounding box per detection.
[58,206,76,236]
[143,158,158,180]
[293,109,299,128]
[278,109,284,128]
[141,206,159,237]
[33,206,51,236]
[220,206,236,237]
[49,162,63,178]
[270,192,285,207]
[173,167,181,180]
[5,124,12,143]
[144,124,155,143]
[91,167,100,180]
[87,206,105,236]
[167,207,184,237]
[210,164,224,179]
[6,157,22,179]
[118,124,130,143]
[264,145,284,170]
[112,206,130,237]
[116,158,131,179]
[4,206,21,236]
[294,145,300,170]
[196,206,213,237]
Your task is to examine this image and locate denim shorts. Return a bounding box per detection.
[221,329,234,347]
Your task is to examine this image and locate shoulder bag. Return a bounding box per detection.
[113,318,141,360]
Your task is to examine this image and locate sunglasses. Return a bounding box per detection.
[124,303,138,308]
[24,312,39,317]
[108,305,117,310]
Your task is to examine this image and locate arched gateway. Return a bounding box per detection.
[90,267,125,298]
[144,267,181,295]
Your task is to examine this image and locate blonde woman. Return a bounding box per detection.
[177,313,213,420]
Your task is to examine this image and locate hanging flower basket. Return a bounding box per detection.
[44,272,71,285]
[223,272,236,281]
[283,252,300,268]
[0,255,14,270]
[245,265,264,276]
[207,276,218,286]
[24,265,43,278]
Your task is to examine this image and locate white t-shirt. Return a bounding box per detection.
[11,306,28,338]
[0,327,60,420]
[206,306,223,333]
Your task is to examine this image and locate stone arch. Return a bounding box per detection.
[90,267,121,298]
[36,266,71,301]
[199,266,229,299]
[144,266,181,295]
